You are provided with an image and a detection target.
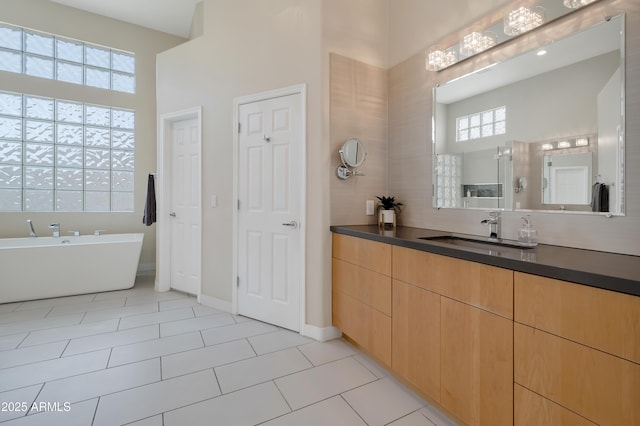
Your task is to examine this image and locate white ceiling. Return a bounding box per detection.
[49,0,200,38]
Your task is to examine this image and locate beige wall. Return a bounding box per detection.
[388,0,640,256]
[329,54,388,226]
[157,0,390,328]
[322,0,389,69]
[0,0,186,268]
[322,0,389,326]
[157,0,327,324]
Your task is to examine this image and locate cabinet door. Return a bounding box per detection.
[392,280,440,402]
[515,323,640,425]
[441,298,513,426]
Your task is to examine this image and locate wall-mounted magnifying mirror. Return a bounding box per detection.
[337,138,367,179]
[515,177,528,193]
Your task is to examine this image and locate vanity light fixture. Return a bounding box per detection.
[426,46,457,71]
[504,6,545,36]
[424,0,602,72]
[460,32,497,57]
[541,137,590,151]
[563,0,597,8]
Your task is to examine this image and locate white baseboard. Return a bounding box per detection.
[137,263,156,276]
[192,295,340,342]
[198,294,233,313]
[301,324,342,342]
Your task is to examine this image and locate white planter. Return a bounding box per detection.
[382,209,395,223]
[379,209,396,228]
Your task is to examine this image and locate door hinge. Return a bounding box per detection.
[237,122,241,133]
[236,276,240,287]
[237,199,240,210]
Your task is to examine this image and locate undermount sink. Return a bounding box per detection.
[418,235,536,250]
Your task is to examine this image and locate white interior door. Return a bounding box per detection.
[170,118,201,295]
[237,93,302,331]
[550,166,589,204]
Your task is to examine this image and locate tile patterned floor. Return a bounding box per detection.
[0,276,456,426]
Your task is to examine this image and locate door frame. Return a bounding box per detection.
[156,106,203,296]
[232,84,307,332]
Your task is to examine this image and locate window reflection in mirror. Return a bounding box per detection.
[433,14,625,215]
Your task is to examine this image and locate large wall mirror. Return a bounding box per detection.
[433,14,625,215]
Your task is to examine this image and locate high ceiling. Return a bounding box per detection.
[49,0,200,38]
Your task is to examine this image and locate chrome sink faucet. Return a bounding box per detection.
[49,223,60,238]
[481,211,501,240]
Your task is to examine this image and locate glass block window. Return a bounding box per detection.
[0,23,135,94]
[456,106,506,142]
[435,154,462,208]
[0,90,135,212]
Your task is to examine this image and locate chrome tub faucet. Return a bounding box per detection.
[481,211,501,240]
[27,220,37,238]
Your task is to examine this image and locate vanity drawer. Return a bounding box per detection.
[514,272,640,363]
[332,233,391,276]
[332,258,391,316]
[514,384,596,426]
[514,323,640,425]
[392,246,513,319]
[332,289,391,366]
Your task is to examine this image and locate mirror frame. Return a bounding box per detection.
[431,13,626,216]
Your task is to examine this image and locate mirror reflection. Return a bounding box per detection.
[340,137,366,168]
[543,151,592,206]
[433,14,625,215]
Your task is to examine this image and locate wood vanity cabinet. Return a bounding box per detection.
[332,233,392,366]
[332,232,639,426]
[514,272,640,426]
[392,246,513,426]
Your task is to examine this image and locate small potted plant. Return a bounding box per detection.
[376,196,403,228]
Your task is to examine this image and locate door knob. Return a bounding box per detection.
[282,220,298,229]
[169,212,176,217]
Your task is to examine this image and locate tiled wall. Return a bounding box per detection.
[330,53,388,226]
[387,0,640,255]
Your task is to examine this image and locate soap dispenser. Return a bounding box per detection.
[518,215,538,247]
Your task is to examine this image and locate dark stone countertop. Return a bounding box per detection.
[330,225,640,298]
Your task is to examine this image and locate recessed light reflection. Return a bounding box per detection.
[537,49,548,56]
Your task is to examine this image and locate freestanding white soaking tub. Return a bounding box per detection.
[0,233,144,304]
